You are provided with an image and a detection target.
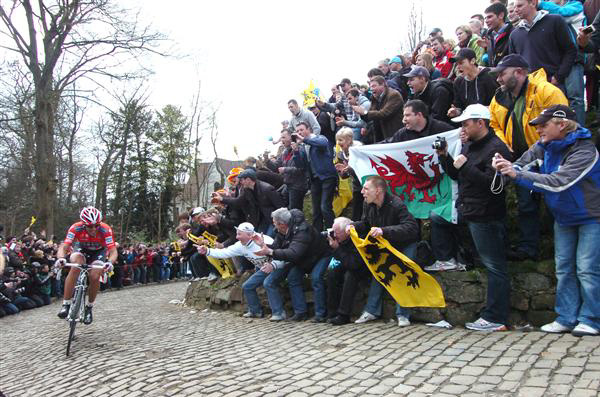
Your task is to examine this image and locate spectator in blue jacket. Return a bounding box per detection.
[293,121,338,231]
[494,105,600,337]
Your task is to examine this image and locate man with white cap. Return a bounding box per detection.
[434,104,512,332]
[197,222,285,318]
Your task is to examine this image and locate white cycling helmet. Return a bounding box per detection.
[80,206,102,226]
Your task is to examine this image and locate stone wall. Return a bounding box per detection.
[184,259,558,327]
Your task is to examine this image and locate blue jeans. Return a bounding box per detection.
[242,268,288,315]
[286,257,330,316]
[310,177,337,231]
[160,267,170,281]
[565,64,585,126]
[515,185,540,257]
[468,220,509,325]
[363,243,416,319]
[1,303,19,315]
[554,222,600,330]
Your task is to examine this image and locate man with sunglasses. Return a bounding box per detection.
[56,206,117,324]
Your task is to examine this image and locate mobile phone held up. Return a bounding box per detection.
[582,25,596,35]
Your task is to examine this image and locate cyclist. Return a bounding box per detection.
[56,206,116,324]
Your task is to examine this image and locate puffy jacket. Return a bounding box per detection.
[513,127,600,226]
[332,237,365,272]
[490,68,568,155]
[270,209,330,272]
[352,192,419,249]
[440,130,512,222]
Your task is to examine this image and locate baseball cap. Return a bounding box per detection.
[529,105,576,126]
[403,66,430,79]
[450,48,477,63]
[491,54,529,73]
[235,222,255,234]
[389,56,403,65]
[238,169,257,180]
[429,28,442,36]
[451,104,491,122]
[190,207,205,217]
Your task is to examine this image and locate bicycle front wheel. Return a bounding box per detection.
[66,319,76,357]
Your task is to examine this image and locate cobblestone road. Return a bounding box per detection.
[1,281,599,397]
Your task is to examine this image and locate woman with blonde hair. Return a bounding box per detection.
[335,127,363,220]
[455,24,484,64]
[416,52,442,79]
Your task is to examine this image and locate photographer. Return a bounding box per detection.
[265,128,308,211]
[437,104,512,332]
[1,267,36,312]
[326,217,370,325]
[34,263,54,305]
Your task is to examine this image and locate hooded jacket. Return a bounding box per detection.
[270,209,330,272]
[490,68,568,156]
[513,127,600,226]
[452,67,499,111]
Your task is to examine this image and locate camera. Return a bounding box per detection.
[320,228,335,238]
[432,136,447,151]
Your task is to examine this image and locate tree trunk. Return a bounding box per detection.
[33,91,58,236]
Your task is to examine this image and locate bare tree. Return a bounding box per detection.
[0,0,167,235]
[403,0,428,54]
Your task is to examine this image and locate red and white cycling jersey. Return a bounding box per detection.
[64,221,116,251]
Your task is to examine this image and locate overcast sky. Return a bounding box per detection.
[121,0,489,161]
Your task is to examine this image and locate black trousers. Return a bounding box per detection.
[327,266,368,317]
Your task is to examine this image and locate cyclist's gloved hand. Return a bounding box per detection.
[103,262,114,273]
[56,258,67,268]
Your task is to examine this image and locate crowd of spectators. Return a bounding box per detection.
[3,0,599,336]
[0,226,186,319]
[172,0,600,336]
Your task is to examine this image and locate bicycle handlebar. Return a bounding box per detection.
[55,262,107,281]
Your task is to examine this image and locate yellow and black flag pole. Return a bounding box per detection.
[349,228,446,308]
[187,230,235,279]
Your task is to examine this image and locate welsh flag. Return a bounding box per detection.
[349,129,462,223]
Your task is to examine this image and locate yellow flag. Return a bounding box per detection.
[350,228,446,308]
[187,230,235,278]
[332,144,353,216]
[301,79,321,108]
[29,216,37,227]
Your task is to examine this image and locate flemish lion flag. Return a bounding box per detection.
[187,231,235,278]
[350,228,446,308]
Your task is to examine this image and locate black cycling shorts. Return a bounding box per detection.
[75,248,106,264]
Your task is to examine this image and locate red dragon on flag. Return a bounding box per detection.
[369,151,443,204]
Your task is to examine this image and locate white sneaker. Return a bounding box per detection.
[269,312,287,322]
[424,258,458,272]
[397,315,410,327]
[354,312,377,324]
[540,321,573,334]
[207,273,218,282]
[571,323,599,337]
